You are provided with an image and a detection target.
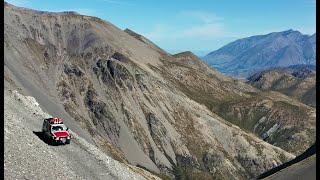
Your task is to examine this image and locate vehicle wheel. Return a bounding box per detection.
[45,136,52,145]
[66,139,71,144]
[48,138,53,145]
[61,138,67,144]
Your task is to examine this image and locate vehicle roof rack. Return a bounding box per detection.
[47,117,63,124]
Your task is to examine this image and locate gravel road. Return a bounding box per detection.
[4,89,159,180]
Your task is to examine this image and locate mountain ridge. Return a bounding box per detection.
[203,30,316,78]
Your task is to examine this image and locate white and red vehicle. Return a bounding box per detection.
[42,118,71,145]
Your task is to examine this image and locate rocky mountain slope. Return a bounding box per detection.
[4,3,314,179]
[202,30,316,78]
[248,65,316,107]
[161,51,315,155]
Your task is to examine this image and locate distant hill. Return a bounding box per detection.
[203,30,316,78]
[247,65,316,107]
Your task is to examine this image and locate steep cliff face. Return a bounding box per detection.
[4,3,303,179]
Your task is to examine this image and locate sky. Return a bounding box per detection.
[6,0,316,56]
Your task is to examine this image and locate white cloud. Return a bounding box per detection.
[144,10,230,42]
[178,10,223,24]
[181,23,225,38]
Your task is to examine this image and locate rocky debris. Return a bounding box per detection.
[64,64,85,77]
[93,58,134,89]
[202,150,224,174]
[111,52,130,63]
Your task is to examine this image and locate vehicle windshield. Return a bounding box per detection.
[51,124,67,132]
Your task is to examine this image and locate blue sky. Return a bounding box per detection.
[6,0,316,56]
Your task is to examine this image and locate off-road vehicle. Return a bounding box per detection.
[42,118,71,145]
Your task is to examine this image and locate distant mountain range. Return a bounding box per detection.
[202,30,316,78]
